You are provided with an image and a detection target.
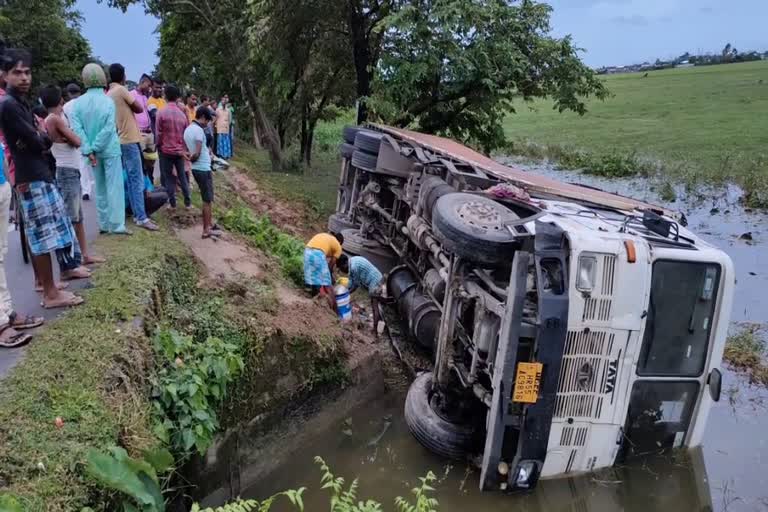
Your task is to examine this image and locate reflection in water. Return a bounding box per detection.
[242,392,713,512]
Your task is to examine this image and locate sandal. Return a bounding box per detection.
[9,311,44,330]
[42,292,84,309]
[0,324,33,348]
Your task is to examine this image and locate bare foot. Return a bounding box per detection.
[84,255,106,265]
[61,266,92,281]
[42,291,84,309]
[35,282,69,292]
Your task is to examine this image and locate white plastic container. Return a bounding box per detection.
[335,284,352,322]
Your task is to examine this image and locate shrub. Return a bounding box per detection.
[151,330,244,455]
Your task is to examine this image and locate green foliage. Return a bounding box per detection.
[725,325,768,386]
[197,458,439,512]
[84,447,174,512]
[151,330,244,455]
[0,227,189,510]
[0,494,23,512]
[0,0,92,87]
[220,206,306,285]
[190,488,306,512]
[372,0,608,152]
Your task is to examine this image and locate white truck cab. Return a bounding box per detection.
[532,201,734,479]
[331,124,734,492]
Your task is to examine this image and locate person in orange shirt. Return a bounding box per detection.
[185,92,197,123]
[303,232,344,308]
[146,77,167,111]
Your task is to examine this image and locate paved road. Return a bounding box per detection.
[0,198,99,380]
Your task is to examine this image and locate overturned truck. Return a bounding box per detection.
[330,125,734,492]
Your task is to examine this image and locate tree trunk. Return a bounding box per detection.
[240,79,283,172]
[347,6,373,124]
[251,116,262,149]
[299,105,315,167]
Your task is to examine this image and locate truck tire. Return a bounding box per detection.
[354,130,383,155]
[328,213,358,233]
[351,150,378,172]
[339,143,355,159]
[405,372,475,461]
[432,193,519,267]
[343,125,362,144]
[424,183,454,222]
[342,228,398,273]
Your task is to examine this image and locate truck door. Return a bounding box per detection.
[622,260,720,457]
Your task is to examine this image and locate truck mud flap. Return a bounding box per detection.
[479,221,569,491]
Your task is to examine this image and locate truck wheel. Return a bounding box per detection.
[405,372,475,461]
[341,229,398,273]
[351,150,378,172]
[354,130,383,155]
[339,143,355,159]
[432,193,519,266]
[343,125,362,144]
[328,213,358,233]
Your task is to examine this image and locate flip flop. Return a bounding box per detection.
[9,312,44,330]
[0,325,33,348]
[42,293,84,309]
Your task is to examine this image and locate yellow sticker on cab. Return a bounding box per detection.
[513,362,543,403]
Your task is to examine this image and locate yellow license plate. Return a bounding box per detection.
[512,362,543,404]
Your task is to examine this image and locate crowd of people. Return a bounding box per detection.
[0,48,236,348]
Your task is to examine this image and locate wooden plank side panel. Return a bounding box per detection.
[372,124,673,216]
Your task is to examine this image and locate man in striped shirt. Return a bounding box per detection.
[337,254,384,335]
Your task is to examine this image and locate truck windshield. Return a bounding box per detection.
[638,261,720,377]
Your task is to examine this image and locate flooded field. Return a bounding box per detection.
[238,163,768,511]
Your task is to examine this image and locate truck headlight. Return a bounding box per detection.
[576,255,597,292]
[514,460,537,488]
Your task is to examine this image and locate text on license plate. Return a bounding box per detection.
[513,362,543,403]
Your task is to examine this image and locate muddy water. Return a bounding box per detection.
[237,163,768,511]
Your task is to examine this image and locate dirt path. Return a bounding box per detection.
[174,224,374,349]
[223,169,320,239]
[176,227,264,281]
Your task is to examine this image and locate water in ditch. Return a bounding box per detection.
[240,161,768,511]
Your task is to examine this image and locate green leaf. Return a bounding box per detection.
[85,449,155,506]
[138,472,165,512]
[182,429,196,450]
[143,448,174,473]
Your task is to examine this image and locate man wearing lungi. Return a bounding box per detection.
[0,49,87,308]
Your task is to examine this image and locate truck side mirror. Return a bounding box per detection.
[708,368,722,402]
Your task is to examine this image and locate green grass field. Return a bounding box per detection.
[504,60,768,204]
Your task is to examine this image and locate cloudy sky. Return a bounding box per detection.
[77,0,768,76]
[546,0,768,66]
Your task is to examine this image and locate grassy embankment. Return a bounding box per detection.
[0,193,348,509]
[504,60,768,206]
[0,228,182,510]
